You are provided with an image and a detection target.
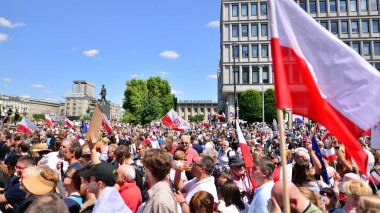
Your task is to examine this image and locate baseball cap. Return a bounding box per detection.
[228,155,244,167]
[80,162,117,182]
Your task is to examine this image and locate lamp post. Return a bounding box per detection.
[262,80,265,134]
[232,43,238,120]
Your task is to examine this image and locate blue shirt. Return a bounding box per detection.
[248,180,274,213]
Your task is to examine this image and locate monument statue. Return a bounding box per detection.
[98,84,111,119]
[99,85,108,104]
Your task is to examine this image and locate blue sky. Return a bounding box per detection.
[0,0,220,105]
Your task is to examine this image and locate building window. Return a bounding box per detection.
[331,21,338,33]
[252,45,258,58]
[232,4,238,17]
[375,63,380,70]
[330,0,337,11]
[261,45,269,58]
[260,2,267,15]
[351,20,358,33]
[373,20,379,32]
[299,1,307,11]
[232,24,239,37]
[261,23,268,36]
[362,20,369,33]
[241,4,248,16]
[242,24,248,37]
[242,67,249,84]
[252,67,259,83]
[320,1,327,12]
[341,21,348,33]
[371,0,378,10]
[251,23,258,36]
[310,1,317,12]
[233,67,239,84]
[340,0,348,11]
[360,0,368,11]
[251,3,257,15]
[375,42,380,55]
[262,66,269,83]
[352,42,361,53]
[233,45,239,58]
[321,21,328,29]
[242,45,249,58]
[350,0,357,11]
[363,42,370,55]
[188,108,191,112]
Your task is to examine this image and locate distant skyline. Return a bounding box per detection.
[0,0,220,105]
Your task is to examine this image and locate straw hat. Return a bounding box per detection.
[22,172,55,195]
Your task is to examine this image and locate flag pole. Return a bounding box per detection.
[277,109,290,213]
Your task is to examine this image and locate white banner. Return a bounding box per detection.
[371,121,380,150]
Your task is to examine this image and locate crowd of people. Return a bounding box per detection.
[0,117,379,213]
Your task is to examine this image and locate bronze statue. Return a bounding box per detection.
[99,85,108,104]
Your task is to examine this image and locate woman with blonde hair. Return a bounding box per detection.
[344,180,373,213]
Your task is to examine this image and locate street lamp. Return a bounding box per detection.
[232,43,238,120]
[259,65,265,135]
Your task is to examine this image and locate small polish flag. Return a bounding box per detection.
[370,171,380,185]
[162,109,190,132]
[272,164,293,183]
[17,117,39,135]
[45,114,54,127]
[322,148,337,162]
[102,114,112,134]
[64,117,74,128]
[321,130,332,142]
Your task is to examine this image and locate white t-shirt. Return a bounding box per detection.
[183,176,218,204]
[218,200,249,213]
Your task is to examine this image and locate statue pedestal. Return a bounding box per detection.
[100,103,111,119]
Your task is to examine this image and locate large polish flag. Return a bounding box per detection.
[45,114,54,127]
[17,117,39,135]
[236,120,257,189]
[269,0,380,173]
[64,117,74,128]
[102,114,113,134]
[162,109,190,132]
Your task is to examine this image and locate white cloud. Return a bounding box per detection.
[207,74,217,79]
[32,84,45,88]
[0,33,8,42]
[206,20,220,28]
[0,17,25,28]
[20,95,30,99]
[83,49,100,57]
[1,77,12,82]
[171,89,183,95]
[159,50,179,59]
[45,90,52,93]
[158,71,169,76]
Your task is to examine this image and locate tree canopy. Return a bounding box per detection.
[123,77,176,124]
[238,90,262,122]
[264,89,277,123]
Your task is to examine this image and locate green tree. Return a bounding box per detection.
[123,77,176,124]
[33,114,45,120]
[238,90,262,122]
[188,114,205,122]
[264,89,277,123]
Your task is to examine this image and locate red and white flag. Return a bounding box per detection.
[272,164,293,183]
[45,114,54,127]
[102,114,112,134]
[64,117,74,128]
[321,130,332,142]
[236,120,257,189]
[161,109,190,132]
[370,171,380,185]
[269,0,380,174]
[17,117,39,135]
[322,148,337,162]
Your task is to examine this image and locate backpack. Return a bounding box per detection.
[132,163,148,201]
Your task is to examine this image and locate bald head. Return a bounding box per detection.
[272,181,308,212]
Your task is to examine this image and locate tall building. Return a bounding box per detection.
[219,0,380,121]
[72,80,95,97]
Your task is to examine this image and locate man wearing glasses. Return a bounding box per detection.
[229,155,254,204]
